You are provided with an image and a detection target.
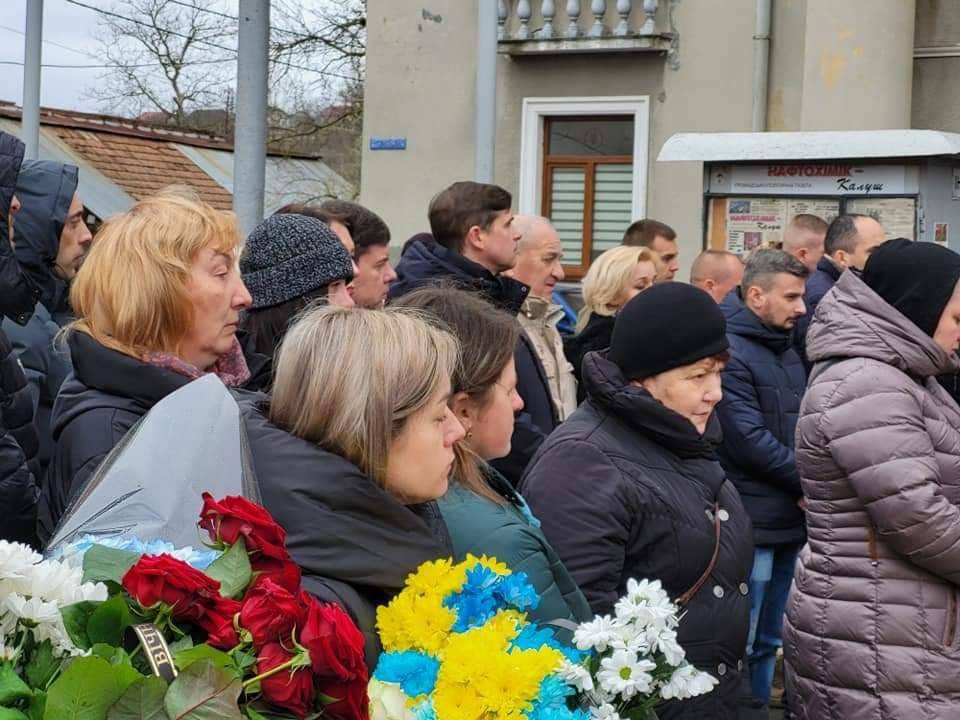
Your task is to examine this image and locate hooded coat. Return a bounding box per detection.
[0,132,41,546]
[241,398,452,668]
[37,332,271,544]
[390,237,559,485]
[3,161,80,467]
[716,290,807,546]
[784,271,960,719]
[521,352,756,718]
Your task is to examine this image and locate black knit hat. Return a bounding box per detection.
[609,283,729,380]
[862,238,960,338]
[241,214,354,310]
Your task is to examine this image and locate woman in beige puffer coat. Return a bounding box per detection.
[785,238,960,719]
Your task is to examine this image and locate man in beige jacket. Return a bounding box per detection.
[506,216,578,420]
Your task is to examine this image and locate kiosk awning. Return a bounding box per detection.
[658,130,960,163]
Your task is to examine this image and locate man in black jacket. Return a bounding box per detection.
[0,132,43,546]
[390,181,559,485]
[3,160,92,470]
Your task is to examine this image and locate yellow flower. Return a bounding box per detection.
[465,553,511,576]
[404,557,467,599]
[432,683,487,720]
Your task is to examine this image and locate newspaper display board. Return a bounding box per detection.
[708,197,841,253]
[845,197,917,241]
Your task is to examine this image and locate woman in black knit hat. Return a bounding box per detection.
[239,213,356,358]
[521,282,758,719]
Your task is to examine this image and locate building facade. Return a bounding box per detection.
[362,0,960,278]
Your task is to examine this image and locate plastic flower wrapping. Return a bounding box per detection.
[52,534,222,570]
[370,555,590,720]
[561,579,719,720]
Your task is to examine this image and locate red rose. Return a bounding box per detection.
[199,494,288,562]
[257,643,315,719]
[316,677,369,720]
[298,593,367,682]
[200,596,242,649]
[253,556,302,594]
[121,554,221,622]
[239,578,304,648]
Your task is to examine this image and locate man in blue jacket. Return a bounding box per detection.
[716,249,809,708]
[390,181,557,486]
[794,213,885,366]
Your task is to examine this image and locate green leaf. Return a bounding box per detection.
[43,656,142,720]
[106,677,170,720]
[172,647,234,675]
[25,691,45,720]
[23,641,60,690]
[163,661,242,720]
[0,707,29,720]
[82,546,141,586]
[0,664,32,705]
[90,645,133,668]
[166,638,193,656]
[203,540,251,599]
[88,595,133,647]
[60,603,98,651]
[231,651,256,675]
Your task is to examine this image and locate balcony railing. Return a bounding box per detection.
[498,0,672,55]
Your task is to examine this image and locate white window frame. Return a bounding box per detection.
[518,96,651,220]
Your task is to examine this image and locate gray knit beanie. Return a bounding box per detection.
[241,214,354,310]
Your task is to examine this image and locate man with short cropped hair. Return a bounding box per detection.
[623,218,679,281]
[321,200,397,309]
[715,249,809,709]
[505,216,578,420]
[795,213,885,364]
[690,249,744,303]
[390,181,554,486]
[781,214,827,273]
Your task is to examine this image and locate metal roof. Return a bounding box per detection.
[0,118,134,219]
[658,130,960,162]
[176,144,354,216]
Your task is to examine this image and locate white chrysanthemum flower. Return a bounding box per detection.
[559,659,595,693]
[574,614,622,652]
[3,593,81,657]
[597,649,657,699]
[589,703,622,720]
[659,664,719,700]
[13,559,82,603]
[368,679,416,720]
[653,627,686,666]
[0,541,42,579]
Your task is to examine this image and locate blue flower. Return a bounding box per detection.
[412,698,437,720]
[535,675,576,709]
[373,651,440,697]
[512,624,587,664]
[444,565,503,631]
[495,571,541,611]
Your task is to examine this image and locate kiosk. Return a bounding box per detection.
[658,130,960,253]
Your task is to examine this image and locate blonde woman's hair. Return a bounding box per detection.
[577,246,658,332]
[269,305,460,488]
[69,186,241,358]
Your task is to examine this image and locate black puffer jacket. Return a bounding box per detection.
[37,332,271,544]
[390,237,558,485]
[564,313,615,402]
[0,132,41,325]
[521,351,756,719]
[241,398,452,668]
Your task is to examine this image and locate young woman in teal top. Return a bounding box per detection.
[394,287,592,625]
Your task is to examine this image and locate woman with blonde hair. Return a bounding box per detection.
[393,287,592,626]
[243,304,465,665]
[36,188,269,543]
[565,245,658,398]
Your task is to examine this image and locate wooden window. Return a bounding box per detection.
[541,116,634,278]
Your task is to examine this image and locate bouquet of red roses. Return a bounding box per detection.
[5,494,368,720]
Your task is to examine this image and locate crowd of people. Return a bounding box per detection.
[4,124,960,719]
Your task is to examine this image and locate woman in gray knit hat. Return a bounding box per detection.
[240,213,355,357]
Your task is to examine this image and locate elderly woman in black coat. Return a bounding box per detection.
[522,283,757,719]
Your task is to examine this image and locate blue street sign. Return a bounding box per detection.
[370,137,407,151]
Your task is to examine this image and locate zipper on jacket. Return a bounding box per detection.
[867,527,879,564]
[947,589,958,648]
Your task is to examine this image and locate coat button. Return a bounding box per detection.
[705,509,714,521]
[739,582,749,595]
[717,663,727,676]
[713,585,725,599]
[718,508,729,522]
[737,660,744,671]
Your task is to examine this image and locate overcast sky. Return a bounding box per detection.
[0,0,327,114]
